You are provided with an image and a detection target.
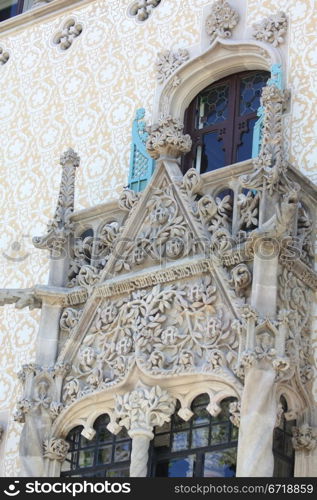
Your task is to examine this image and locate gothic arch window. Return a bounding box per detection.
[149,394,238,477]
[273,396,295,478]
[182,70,270,174]
[61,415,132,477]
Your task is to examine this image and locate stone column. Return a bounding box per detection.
[114,384,176,477]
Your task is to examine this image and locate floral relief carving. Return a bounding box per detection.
[43,438,70,462]
[205,0,239,42]
[155,49,189,84]
[0,47,9,65]
[128,0,161,22]
[229,401,240,427]
[53,19,83,51]
[253,11,288,47]
[115,385,176,434]
[59,308,82,333]
[62,273,239,405]
[146,116,192,159]
[292,424,317,452]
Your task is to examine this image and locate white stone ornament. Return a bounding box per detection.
[146,116,192,159]
[128,0,161,22]
[205,0,239,42]
[155,49,189,84]
[43,438,70,462]
[292,425,317,452]
[253,11,288,47]
[53,19,83,51]
[0,47,9,65]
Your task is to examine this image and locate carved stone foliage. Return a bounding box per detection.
[33,149,80,252]
[62,274,239,405]
[155,49,189,84]
[253,11,288,47]
[0,47,9,65]
[115,385,175,434]
[292,425,317,452]
[146,116,192,159]
[128,0,161,22]
[68,221,120,289]
[53,19,83,51]
[205,0,239,42]
[229,401,240,427]
[278,268,313,386]
[59,307,82,334]
[43,438,70,461]
[113,181,197,274]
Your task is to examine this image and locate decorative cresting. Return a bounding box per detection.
[128,0,161,22]
[43,437,70,462]
[155,49,189,84]
[292,425,317,452]
[53,19,83,51]
[115,385,175,476]
[205,0,239,42]
[146,116,192,159]
[0,47,9,65]
[252,11,288,47]
[33,149,80,253]
[128,108,155,192]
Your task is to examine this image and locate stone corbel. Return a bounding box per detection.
[43,437,70,476]
[115,384,176,477]
[146,116,192,162]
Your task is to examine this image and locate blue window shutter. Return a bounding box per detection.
[128,108,155,192]
[252,64,283,158]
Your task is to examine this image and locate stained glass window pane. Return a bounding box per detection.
[172,431,189,451]
[201,132,226,173]
[204,449,237,477]
[239,71,269,116]
[97,446,112,465]
[0,0,19,22]
[79,449,94,468]
[192,427,209,448]
[210,424,229,444]
[197,83,229,129]
[114,442,130,462]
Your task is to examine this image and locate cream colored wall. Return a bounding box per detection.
[0,0,316,476]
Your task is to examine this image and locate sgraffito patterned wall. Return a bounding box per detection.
[0,0,316,476]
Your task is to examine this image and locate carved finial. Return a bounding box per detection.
[146,116,192,159]
[33,149,80,251]
[205,0,239,42]
[253,11,288,47]
[60,148,80,168]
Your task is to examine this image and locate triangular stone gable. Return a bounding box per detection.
[101,160,208,281]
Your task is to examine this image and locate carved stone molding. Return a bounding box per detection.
[292,425,317,452]
[115,385,176,436]
[205,0,239,42]
[0,288,40,310]
[43,437,70,461]
[155,49,189,84]
[33,148,80,252]
[128,0,161,22]
[146,116,192,159]
[53,19,83,51]
[0,47,9,65]
[253,11,288,47]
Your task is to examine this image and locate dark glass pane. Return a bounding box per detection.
[154,432,170,450]
[210,424,229,444]
[156,455,195,477]
[239,71,269,116]
[192,394,209,407]
[197,83,229,128]
[216,399,231,421]
[285,435,294,459]
[204,449,236,477]
[98,427,113,444]
[236,117,257,163]
[97,446,112,465]
[193,405,210,426]
[192,427,209,448]
[155,421,171,434]
[0,0,19,22]
[172,431,189,451]
[173,413,190,432]
[78,449,94,468]
[201,132,226,173]
[273,428,284,454]
[114,442,131,462]
[107,468,129,478]
[273,457,292,478]
[231,425,239,441]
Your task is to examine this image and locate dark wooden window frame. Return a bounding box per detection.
[182,70,270,174]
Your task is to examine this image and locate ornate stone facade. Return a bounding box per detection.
[0,0,316,480]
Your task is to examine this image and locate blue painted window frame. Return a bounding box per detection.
[128,108,155,192]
